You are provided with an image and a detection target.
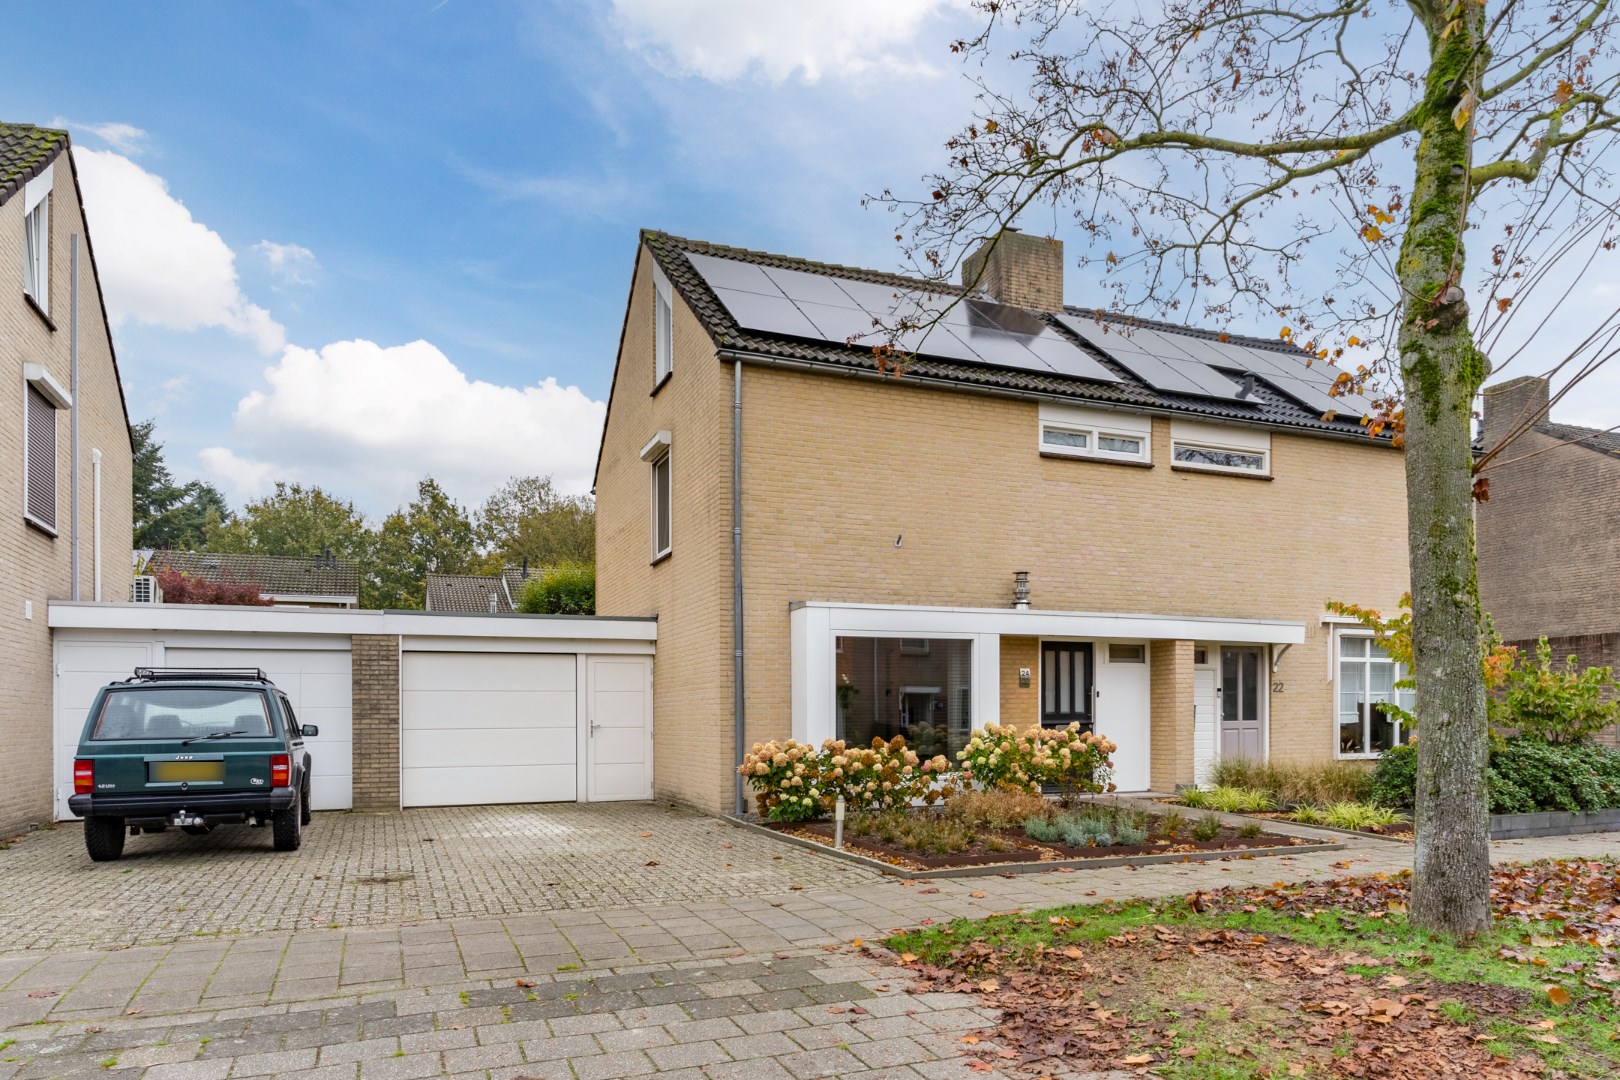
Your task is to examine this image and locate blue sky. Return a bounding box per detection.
[10,1,1618,517]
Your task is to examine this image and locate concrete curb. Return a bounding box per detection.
[1491,807,1620,840]
[725,815,1345,880]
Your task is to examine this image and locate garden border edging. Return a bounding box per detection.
[725,816,1344,879]
[1490,807,1620,840]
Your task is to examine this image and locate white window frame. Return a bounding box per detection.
[1036,403,1152,464]
[1172,441,1270,475]
[22,163,52,315]
[1169,419,1271,477]
[1334,631,1414,759]
[652,262,674,388]
[641,431,673,563]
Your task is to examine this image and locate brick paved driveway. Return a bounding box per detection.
[0,804,876,953]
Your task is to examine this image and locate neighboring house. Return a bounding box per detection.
[146,551,360,608]
[1477,375,1620,744]
[425,567,544,613]
[594,229,1411,815]
[1,123,134,833]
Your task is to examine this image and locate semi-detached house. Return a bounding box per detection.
[1,123,134,834]
[595,229,1414,815]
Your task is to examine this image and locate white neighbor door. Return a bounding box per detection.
[54,639,158,821]
[1093,647,1152,792]
[400,652,577,807]
[165,645,354,811]
[586,656,652,801]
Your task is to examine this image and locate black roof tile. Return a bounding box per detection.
[0,122,68,207]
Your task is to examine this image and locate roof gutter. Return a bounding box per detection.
[713,347,1396,450]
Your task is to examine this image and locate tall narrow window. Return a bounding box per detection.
[25,385,57,532]
[653,266,674,385]
[650,451,672,560]
[23,192,49,314]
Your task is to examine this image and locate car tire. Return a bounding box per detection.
[272,802,302,852]
[84,817,126,862]
[300,781,312,827]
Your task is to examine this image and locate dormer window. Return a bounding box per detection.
[653,263,673,387]
[22,163,52,315]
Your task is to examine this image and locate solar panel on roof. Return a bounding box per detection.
[684,252,1121,385]
[1055,316,1223,398]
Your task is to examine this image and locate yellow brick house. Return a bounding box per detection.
[594,229,1410,815]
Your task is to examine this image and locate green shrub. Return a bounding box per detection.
[1368,745,1418,809]
[1289,804,1326,825]
[1159,810,1186,837]
[515,562,596,615]
[957,723,1116,794]
[1236,821,1263,838]
[1500,639,1620,745]
[738,736,954,821]
[1179,785,1274,813]
[1211,758,1372,805]
[1191,815,1222,842]
[1313,802,1409,830]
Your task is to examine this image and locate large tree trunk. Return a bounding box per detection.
[1398,13,1493,939]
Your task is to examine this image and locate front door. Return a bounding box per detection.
[1041,642,1093,730]
[1219,646,1265,760]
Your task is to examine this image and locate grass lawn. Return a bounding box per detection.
[889,860,1620,1078]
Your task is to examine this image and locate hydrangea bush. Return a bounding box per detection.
[738,723,1114,822]
[957,723,1117,795]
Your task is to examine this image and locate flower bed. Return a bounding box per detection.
[762,796,1320,873]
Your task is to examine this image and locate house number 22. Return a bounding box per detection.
[1271,680,1285,693]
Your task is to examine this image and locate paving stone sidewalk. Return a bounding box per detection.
[0,948,1064,1080]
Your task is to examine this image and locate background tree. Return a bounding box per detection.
[205,482,374,565]
[476,476,594,571]
[131,419,230,550]
[370,478,481,609]
[880,0,1620,936]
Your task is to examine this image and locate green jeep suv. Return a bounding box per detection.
[68,667,317,861]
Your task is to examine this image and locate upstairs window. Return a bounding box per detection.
[1169,419,1271,477]
[1037,403,1152,464]
[22,164,52,314]
[24,385,58,532]
[641,431,673,561]
[1173,442,1268,474]
[653,263,674,386]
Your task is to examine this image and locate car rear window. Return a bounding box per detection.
[91,687,273,741]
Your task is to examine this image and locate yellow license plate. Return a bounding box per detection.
[150,761,225,783]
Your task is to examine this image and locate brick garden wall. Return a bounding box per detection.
[351,635,401,810]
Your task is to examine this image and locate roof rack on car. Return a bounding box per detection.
[128,667,273,684]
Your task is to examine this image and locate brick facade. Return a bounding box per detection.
[597,239,1411,813]
[351,634,401,810]
[1149,641,1196,790]
[0,145,133,834]
[999,636,1040,725]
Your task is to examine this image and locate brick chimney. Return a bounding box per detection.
[1481,375,1550,446]
[961,230,1064,313]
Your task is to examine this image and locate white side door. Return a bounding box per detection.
[586,656,652,801]
[165,646,354,811]
[54,638,159,820]
[1093,643,1152,792]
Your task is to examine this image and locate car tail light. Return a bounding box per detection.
[73,759,94,795]
[271,754,291,788]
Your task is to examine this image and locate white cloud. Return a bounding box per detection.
[253,240,319,287]
[73,148,285,353]
[56,119,152,156]
[200,339,606,511]
[609,0,968,83]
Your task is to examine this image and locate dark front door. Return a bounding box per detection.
[1041,642,1094,730]
[1219,646,1265,759]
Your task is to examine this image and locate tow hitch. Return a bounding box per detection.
[167,812,206,828]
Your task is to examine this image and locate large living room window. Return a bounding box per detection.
[1337,634,1414,757]
[834,636,972,761]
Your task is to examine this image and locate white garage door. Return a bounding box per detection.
[165,646,354,811]
[54,639,159,821]
[401,652,577,807]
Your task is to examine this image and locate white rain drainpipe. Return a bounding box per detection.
[69,235,80,600]
[731,357,747,816]
[92,448,102,600]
